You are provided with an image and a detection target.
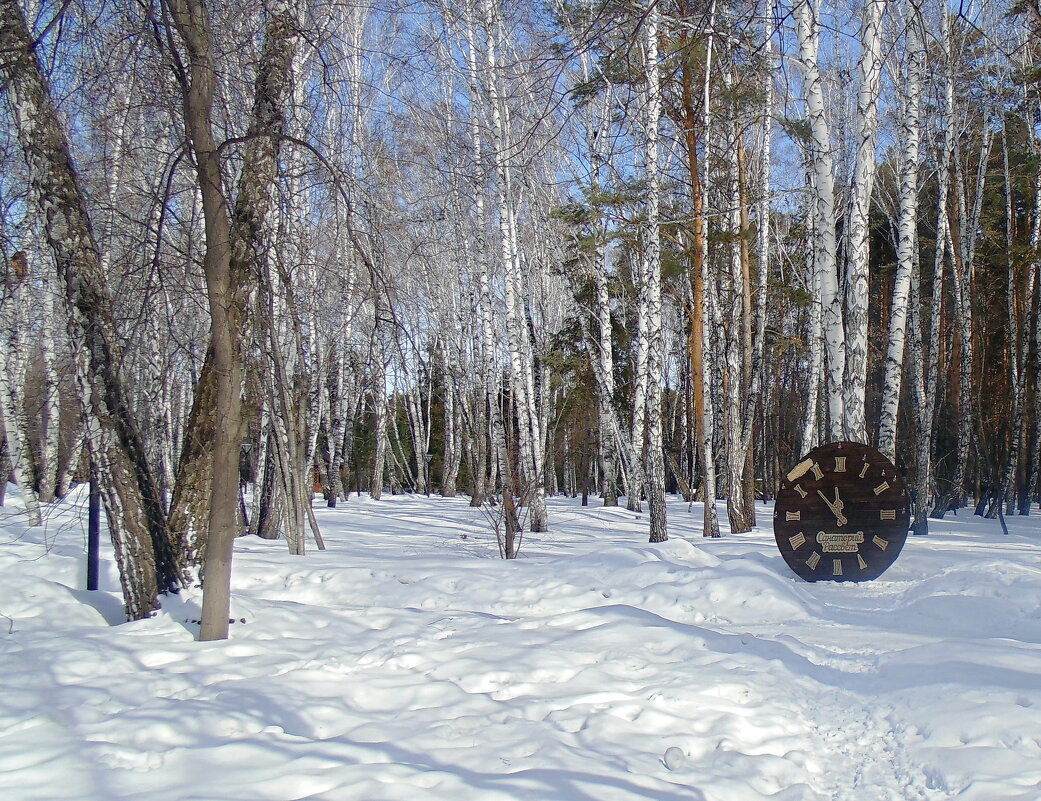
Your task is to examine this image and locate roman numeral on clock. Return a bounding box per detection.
[786,510,801,521]
[834,456,846,472]
[810,462,824,481]
[806,552,821,569]
[872,535,889,551]
[833,559,843,576]
[873,481,890,495]
[794,484,807,498]
[880,509,896,520]
[859,463,869,479]
[789,533,806,549]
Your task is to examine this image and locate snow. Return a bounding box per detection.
[1,487,1041,801]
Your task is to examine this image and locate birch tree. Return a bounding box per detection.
[0,0,186,619]
[641,0,667,543]
[844,0,886,445]
[793,0,846,442]
[163,0,302,639]
[478,0,549,532]
[0,251,41,524]
[877,0,924,462]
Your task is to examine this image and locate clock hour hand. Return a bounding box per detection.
[817,487,848,526]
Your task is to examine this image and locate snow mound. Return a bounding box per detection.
[1,490,1039,800]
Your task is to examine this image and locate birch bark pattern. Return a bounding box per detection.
[801,199,823,453]
[794,0,846,441]
[700,0,721,538]
[33,258,58,504]
[722,98,753,534]
[0,253,41,525]
[942,118,992,513]
[459,5,504,506]
[0,0,185,619]
[877,0,923,462]
[928,7,955,517]
[480,0,548,532]
[843,0,886,445]
[642,1,667,543]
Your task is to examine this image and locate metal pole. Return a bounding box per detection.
[87,473,100,591]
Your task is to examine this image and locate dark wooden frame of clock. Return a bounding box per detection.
[773,441,911,582]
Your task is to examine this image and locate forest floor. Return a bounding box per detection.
[1,486,1040,800]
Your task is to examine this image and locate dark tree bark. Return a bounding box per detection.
[167,0,301,565]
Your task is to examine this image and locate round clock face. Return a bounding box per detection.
[773,441,911,582]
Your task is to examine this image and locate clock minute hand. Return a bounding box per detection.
[830,487,848,526]
[817,488,848,526]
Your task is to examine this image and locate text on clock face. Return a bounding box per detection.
[816,531,864,553]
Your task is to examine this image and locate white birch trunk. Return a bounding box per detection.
[722,93,752,534]
[461,5,503,503]
[0,254,41,524]
[843,0,886,444]
[326,340,348,506]
[994,122,1036,515]
[801,201,824,453]
[927,8,955,517]
[944,123,993,512]
[794,0,845,441]
[479,0,547,532]
[700,0,720,538]
[629,261,650,513]
[370,330,388,500]
[642,1,667,543]
[907,244,930,534]
[249,404,270,533]
[737,8,774,529]
[442,375,463,496]
[1,0,185,618]
[37,253,60,502]
[877,0,923,462]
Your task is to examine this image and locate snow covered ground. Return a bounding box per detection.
[2,487,1040,801]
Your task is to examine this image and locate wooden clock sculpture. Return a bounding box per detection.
[773,441,911,582]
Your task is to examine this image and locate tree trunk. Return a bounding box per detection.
[991,126,1033,517]
[164,0,300,639]
[642,1,667,543]
[843,0,886,445]
[479,0,547,532]
[167,0,300,570]
[794,0,845,441]
[0,0,185,618]
[0,253,42,525]
[1021,106,1041,515]
[370,334,388,499]
[37,251,61,503]
[801,204,824,453]
[877,0,923,462]
[722,107,753,534]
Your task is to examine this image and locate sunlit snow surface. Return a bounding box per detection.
[2,487,1040,801]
